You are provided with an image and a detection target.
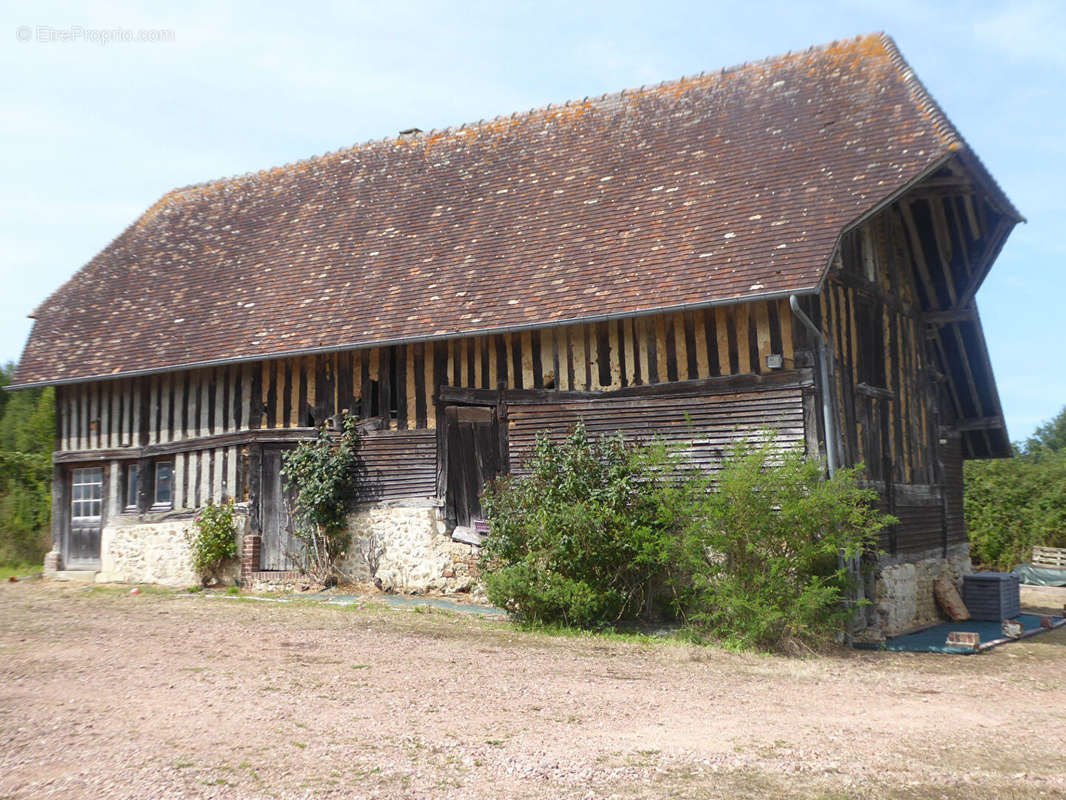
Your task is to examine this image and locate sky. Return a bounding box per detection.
[2,0,1064,442]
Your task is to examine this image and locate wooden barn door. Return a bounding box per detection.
[443,405,504,527]
[66,466,104,569]
[259,448,304,571]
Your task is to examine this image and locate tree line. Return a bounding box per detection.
[0,363,54,567]
[964,405,1066,570]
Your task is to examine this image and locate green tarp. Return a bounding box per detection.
[1012,564,1066,587]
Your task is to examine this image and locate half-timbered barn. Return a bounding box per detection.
[10,33,1020,634]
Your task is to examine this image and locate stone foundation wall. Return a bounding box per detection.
[875,543,973,635]
[339,504,480,595]
[96,514,246,588]
[92,501,478,595]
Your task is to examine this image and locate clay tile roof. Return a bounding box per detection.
[12,33,1020,387]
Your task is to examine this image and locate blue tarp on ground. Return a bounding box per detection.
[1012,564,1066,587]
[857,614,1065,654]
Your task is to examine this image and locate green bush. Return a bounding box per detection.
[679,442,887,649]
[480,426,687,627]
[964,405,1066,571]
[191,501,238,584]
[480,424,891,650]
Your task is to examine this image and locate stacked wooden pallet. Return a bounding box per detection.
[1032,546,1066,570]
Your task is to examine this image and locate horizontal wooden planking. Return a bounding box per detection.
[1032,547,1066,569]
[893,502,944,554]
[507,387,806,475]
[356,430,437,502]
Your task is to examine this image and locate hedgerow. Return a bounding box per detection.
[965,405,1066,570]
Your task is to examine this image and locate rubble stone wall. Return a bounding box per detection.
[96,514,245,588]
[876,543,973,635]
[339,504,481,595]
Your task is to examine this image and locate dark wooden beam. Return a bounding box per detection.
[954,416,1005,433]
[958,216,1014,308]
[438,368,813,407]
[898,201,942,311]
[914,176,975,193]
[923,309,977,325]
[53,427,320,464]
[928,197,962,307]
[855,383,895,401]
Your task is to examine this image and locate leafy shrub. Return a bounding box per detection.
[680,442,887,650]
[281,418,360,583]
[480,424,891,650]
[480,424,689,627]
[191,500,238,584]
[1021,404,1066,456]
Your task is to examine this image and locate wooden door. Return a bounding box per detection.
[443,405,503,527]
[67,466,103,569]
[259,449,304,571]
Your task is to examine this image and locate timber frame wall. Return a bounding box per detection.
[796,176,1012,558]
[51,298,800,516]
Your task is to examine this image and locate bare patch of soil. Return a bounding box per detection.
[1,580,1064,799]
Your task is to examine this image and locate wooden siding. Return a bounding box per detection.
[506,387,806,475]
[823,205,984,559]
[892,502,945,556]
[56,301,794,452]
[356,430,437,502]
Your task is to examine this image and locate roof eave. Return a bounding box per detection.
[4,284,823,391]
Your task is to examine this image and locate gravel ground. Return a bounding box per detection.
[1,580,1064,800]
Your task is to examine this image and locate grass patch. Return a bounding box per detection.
[0,563,42,581]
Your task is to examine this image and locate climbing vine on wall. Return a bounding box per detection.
[281,418,360,584]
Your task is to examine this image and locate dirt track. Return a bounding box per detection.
[1,580,1064,799]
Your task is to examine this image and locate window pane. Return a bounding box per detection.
[71,467,104,519]
[155,462,173,506]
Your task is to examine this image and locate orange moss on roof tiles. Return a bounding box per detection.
[140,33,904,218]
[13,32,1020,387]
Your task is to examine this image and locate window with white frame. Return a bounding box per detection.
[71,467,103,520]
[153,461,173,509]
